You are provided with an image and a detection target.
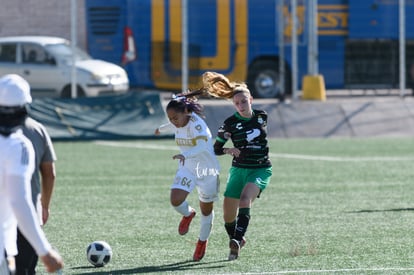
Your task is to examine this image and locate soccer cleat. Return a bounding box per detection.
[178,209,196,235]
[228,239,241,261]
[193,239,208,261]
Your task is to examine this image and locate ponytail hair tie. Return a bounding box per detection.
[172,94,186,102]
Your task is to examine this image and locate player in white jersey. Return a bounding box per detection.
[155,90,220,261]
[0,74,63,274]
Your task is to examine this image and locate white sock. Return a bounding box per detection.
[173,201,192,217]
[199,211,214,241]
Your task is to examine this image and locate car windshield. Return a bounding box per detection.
[45,43,92,63]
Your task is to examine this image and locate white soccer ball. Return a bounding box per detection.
[86,241,112,267]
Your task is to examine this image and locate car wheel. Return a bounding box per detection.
[247,60,291,99]
[61,85,86,98]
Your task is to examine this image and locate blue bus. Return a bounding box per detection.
[85,0,414,98]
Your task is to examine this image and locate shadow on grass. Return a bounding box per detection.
[347,207,414,213]
[72,259,228,274]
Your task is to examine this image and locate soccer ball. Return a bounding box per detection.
[86,241,112,267]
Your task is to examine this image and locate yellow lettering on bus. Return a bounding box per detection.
[284,6,305,37]
[284,4,348,37]
[151,0,247,89]
[318,5,348,35]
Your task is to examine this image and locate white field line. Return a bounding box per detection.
[95,140,414,273]
[95,141,177,151]
[95,141,414,162]
[214,266,414,274]
[58,175,171,181]
[268,152,414,162]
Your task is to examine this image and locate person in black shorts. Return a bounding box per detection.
[15,116,57,275]
[202,71,272,260]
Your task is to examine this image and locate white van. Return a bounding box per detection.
[0,36,129,98]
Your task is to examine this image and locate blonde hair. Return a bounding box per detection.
[202,71,250,99]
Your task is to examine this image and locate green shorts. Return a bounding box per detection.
[224,166,272,199]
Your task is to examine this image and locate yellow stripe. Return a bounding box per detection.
[169,0,230,70]
[319,30,348,35]
[226,0,248,82]
[152,0,165,41]
[152,0,246,89]
[318,5,348,10]
[194,136,208,142]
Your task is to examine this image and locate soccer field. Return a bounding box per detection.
[39,138,414,274]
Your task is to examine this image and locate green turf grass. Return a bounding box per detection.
[37,138,414,274]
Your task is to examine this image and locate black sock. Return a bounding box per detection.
[234,208,250,241]
[224,221,236,239]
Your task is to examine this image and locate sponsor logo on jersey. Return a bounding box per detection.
[176,136,208,146]
[176,138,196,146]
[246,128,260,142]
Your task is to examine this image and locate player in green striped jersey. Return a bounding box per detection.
[202,72,272,261]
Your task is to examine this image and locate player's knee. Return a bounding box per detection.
[239,195,252,208]
[170,197,184,207]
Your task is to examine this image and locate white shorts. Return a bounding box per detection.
[171,166,220,203]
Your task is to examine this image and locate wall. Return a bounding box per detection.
[0,0,87,50]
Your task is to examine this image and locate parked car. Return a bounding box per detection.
[0,36,129,98]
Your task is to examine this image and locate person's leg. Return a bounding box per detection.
[223,197,240,239]
[193,201,214,261]
[233,183,260,241]
[228,183,260,260]
[170,168,197,235]
[198,201,214,241]
[15,229,38,275]
[171,188,196,235]
[171,188,191,213]
[193,172,220,261]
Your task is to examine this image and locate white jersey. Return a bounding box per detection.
[173,113,219,173]
[159,112,220,202]
[0,130,51,266]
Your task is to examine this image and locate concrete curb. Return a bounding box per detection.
[200,95,414,138]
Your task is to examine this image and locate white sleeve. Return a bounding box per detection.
[158,122,175,133]
[182,137,208,158]
[5,173,51,257]
[5,138,52,257]
[3,208,18,256]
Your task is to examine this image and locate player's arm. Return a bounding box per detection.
[155,122,174,135]
[7,172,64,273]
[40,161,56,225]
[182,136,208,159]
[6,173,51,256]
[173,136,208,165]
[6,141,64,273]
[214,124,232,155]
[214,125,239,157]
